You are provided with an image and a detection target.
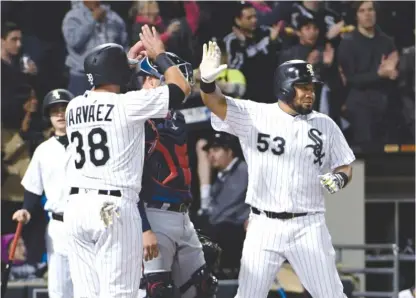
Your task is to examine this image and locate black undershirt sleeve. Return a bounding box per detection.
[22,190,42,214]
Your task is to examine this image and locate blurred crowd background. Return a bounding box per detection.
[1,1,415,297]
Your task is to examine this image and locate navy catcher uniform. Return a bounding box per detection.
[136,53,218,298]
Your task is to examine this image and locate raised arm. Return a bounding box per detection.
[199,42,255,138]
[139,25,191,99]
[199,41,229,120]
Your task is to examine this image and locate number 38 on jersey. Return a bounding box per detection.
[70,128,110,169]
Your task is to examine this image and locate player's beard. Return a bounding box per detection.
[290,102,313,115]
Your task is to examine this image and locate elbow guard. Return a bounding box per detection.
[167,84,185,110]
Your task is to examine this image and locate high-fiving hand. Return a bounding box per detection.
[199,41,228,83]
[139,24,165,60]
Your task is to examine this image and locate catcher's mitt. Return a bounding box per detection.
[196,229,222,271]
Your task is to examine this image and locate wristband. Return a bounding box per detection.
[154,53,176,74]
[200,81,216,93]
[335,172,349,188]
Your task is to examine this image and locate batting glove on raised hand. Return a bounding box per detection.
[199,41,228,83]
[318,172,345,194]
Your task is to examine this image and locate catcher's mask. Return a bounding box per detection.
[138,52,194,86]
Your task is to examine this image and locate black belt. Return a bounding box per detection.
[52,213,64,222]
[146,201,189,213]
[251,207,307,220]
[70,187,122,197]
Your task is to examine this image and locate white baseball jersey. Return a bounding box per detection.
[21,136,74,298]
[21,137,72,213]
[65,87,170,198]
[211,96,355,213]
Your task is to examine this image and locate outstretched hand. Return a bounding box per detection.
[199,41,228,83]
[139,24,165,60]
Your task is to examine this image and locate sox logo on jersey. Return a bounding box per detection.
[305,128,325,166]
[210,96,354,298]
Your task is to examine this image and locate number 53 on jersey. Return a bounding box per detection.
[257,133,286,156]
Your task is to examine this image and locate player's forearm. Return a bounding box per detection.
[326,21,345,40]
[137,199,151,232]
[334,164,352,185]
[20,112,32,133]
[200,84,228,120]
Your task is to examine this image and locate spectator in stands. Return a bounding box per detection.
[290,1,346,47]
[132,1,200,65]
[3,1,71,99]
[0,233,47,281]
[2,22,38,130]
[195,132,249,278]
[224,1,283,104]
[248,1,295,27]
[130,1,181,47]
[215,43,247,99]
[62,0,128,96]
[279,15,341,118]
[1,85,49,227]
[337,0,399,146]
[19,86,48,157]
[1,91,36,204]
[398,44,415,141]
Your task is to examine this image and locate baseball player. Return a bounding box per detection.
[135,52,218,298]
[198,41,355,298]
[63,25,191,298]
[12,89,75,298]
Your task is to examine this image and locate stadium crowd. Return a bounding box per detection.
[1,0,415,297]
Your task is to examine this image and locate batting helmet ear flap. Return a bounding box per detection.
[274,67,295,102]
[276,79,295,102]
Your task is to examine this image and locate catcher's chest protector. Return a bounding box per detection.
[142,111,192,204]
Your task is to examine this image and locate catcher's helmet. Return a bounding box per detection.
[275,60,322,102]
[138,52,194,85]
[42,89,73,120]
[84,43,138,87]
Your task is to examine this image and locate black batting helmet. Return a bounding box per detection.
[43,89,73,120]
[84,43,138,88]
[275,60,322,102]
[138,52,194,85]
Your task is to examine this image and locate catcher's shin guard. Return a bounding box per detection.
[196,229,222,272]
[180,264,218,298]
[143,271,177,298]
